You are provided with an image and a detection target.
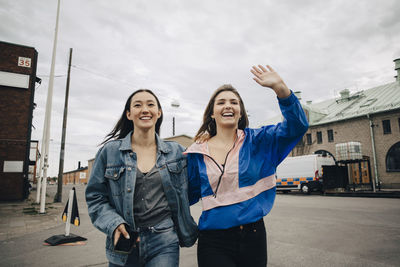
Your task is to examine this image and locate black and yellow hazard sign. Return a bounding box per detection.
[62,187,80,226]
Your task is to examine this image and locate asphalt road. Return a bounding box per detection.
[267,193,400,267]
[1,185,399,267]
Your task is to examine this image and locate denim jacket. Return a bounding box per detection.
[85,132,198,265]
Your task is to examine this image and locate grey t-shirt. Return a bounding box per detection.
[133,166,171,227]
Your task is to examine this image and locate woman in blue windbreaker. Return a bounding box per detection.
[86,89,197,266]
[184,65,309,266]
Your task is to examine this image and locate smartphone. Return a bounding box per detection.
[114,227,138,254]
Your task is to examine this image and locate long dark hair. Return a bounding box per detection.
[194,84,249,142]
[101,89,163,145]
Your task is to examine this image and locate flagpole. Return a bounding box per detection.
[39,0,61,213]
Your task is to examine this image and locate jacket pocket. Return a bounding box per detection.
[104,167,125,196]
[166,159,187,188]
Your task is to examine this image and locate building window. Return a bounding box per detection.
[327,129,334,142]
[296,136,304,147]
[382,120,391,134]
[386,142,400,172]
[398,118,400,132]
[317,131,322,144]
[306,133,312,145]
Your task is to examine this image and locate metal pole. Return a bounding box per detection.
[35,140,44,203]
[36,124,48,203]
[65,189,74,236]
[367,114,379,192]
[55,48,72,203]
[172,117,175,136]
[40,0,61,213]
[171,100,180,137]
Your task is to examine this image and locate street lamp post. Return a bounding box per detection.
[38,0,61,213]
[171,100,180,136]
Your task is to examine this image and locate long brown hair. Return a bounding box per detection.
[194,84,249,142]
[101,89,163,145]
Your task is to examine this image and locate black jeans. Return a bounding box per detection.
[197,218,267,267]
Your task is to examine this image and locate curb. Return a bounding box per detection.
[323,191,400,198]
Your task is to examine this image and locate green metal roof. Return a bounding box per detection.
[305,81,400,126]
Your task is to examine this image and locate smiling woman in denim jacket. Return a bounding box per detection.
[185,65,309,267]
[86,89,197,267]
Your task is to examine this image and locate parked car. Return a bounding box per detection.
[276,154,336,194]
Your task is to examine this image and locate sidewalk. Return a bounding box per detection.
[0,184,111,267]
[0,188,64,241]
[0,184,196,267]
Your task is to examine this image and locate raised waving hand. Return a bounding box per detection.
[251,65,291,98]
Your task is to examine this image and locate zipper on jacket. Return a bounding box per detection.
[205,136,237,198]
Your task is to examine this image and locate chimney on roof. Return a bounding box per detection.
[294,91,302,101]
[340,89,350,99]
[394,58,400,82]
[78,161,81,169]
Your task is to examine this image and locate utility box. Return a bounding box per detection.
[335,142,362,161]
[0,41,38,200]
[322,165,349,191]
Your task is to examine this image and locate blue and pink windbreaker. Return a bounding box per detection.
[184,93,309,230]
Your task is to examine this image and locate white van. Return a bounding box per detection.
[276,154,336,194]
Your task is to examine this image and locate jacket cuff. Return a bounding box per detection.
[277,90,296,106]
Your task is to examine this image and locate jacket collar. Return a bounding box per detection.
[184,129,244,155]
[119,131,171,153]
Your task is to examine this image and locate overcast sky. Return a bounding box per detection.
[1,0,400,177]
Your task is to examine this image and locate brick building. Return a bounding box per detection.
[62,162,89,185]
[0,41,39,200]
[88,158,95,179]
[267,59,400,189]
[164,134,194,148]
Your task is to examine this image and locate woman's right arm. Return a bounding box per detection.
[85,146,126,238]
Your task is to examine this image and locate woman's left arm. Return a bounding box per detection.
[250,65,309,166]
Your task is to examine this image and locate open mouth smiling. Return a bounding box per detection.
[222,112,234,117]
[140,116,152,120]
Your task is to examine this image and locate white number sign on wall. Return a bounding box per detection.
[79,172,86,179]
[18,57,31,68]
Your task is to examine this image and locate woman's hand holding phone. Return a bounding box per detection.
[113,224,139,254]
[114,224,130,246]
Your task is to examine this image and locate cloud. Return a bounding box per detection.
[1,0,399,176]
